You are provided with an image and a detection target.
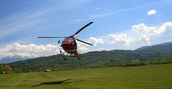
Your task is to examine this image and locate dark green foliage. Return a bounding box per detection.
[151,57,172,64]
[0,65,4,73]
[136,42,172,60]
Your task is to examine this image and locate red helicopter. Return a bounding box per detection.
[38,22,93,59]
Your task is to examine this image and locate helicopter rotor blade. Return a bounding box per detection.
[38,37,68,38]
[72,22,93,37]
[75,38,93,46]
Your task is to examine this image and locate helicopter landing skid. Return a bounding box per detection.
[59,50,80,60]
[60,50,67,60]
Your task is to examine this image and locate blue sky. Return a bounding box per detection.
[0,0,172,59]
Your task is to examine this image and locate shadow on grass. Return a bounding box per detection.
[32,79,71,87]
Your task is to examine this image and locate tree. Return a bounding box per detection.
[152,58,162,64]
[13,68,22,73]
[0,65,4,74]
[130,59,141,66]
[4,65,13,73]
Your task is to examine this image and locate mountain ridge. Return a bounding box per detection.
[135,42,172,51]
[0,56,30,64]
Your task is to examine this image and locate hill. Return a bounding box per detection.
[136,42,172,54]
[0,64,172,89]
[8,42,172,71]
[135,42,172,61]
[136,42,172,51]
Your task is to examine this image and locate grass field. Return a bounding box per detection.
[0,64,172,89]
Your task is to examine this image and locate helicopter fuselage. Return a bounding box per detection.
[61,38,77,55]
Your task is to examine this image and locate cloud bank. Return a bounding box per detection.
[0,43,59,59]
[88,37,104,46]
[108,22,172,46]
[108,34,135,46]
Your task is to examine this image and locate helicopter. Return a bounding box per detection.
[38,22,93,59]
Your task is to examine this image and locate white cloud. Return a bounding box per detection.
[132,22,172,36]
[108,34,135,46]
[159,22,172,35]
[132,23,158,36]
[88,37,104,46]
[76,41,90,53]
[147,10,156,15]
[0,41,92,59]
[78,45,90,53]
[139,35,150,45]
[76,37,104,53]
[131,22,172,45]
[0,36,104,59]
[0,43,59,59]
[107,22,172,47]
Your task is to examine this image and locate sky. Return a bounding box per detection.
[0,0,172,59]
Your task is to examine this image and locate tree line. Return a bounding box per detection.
[1,57,171,74]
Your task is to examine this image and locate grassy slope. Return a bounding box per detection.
[0,64,172,89]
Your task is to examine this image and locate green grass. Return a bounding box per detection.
[0,64,172,89]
